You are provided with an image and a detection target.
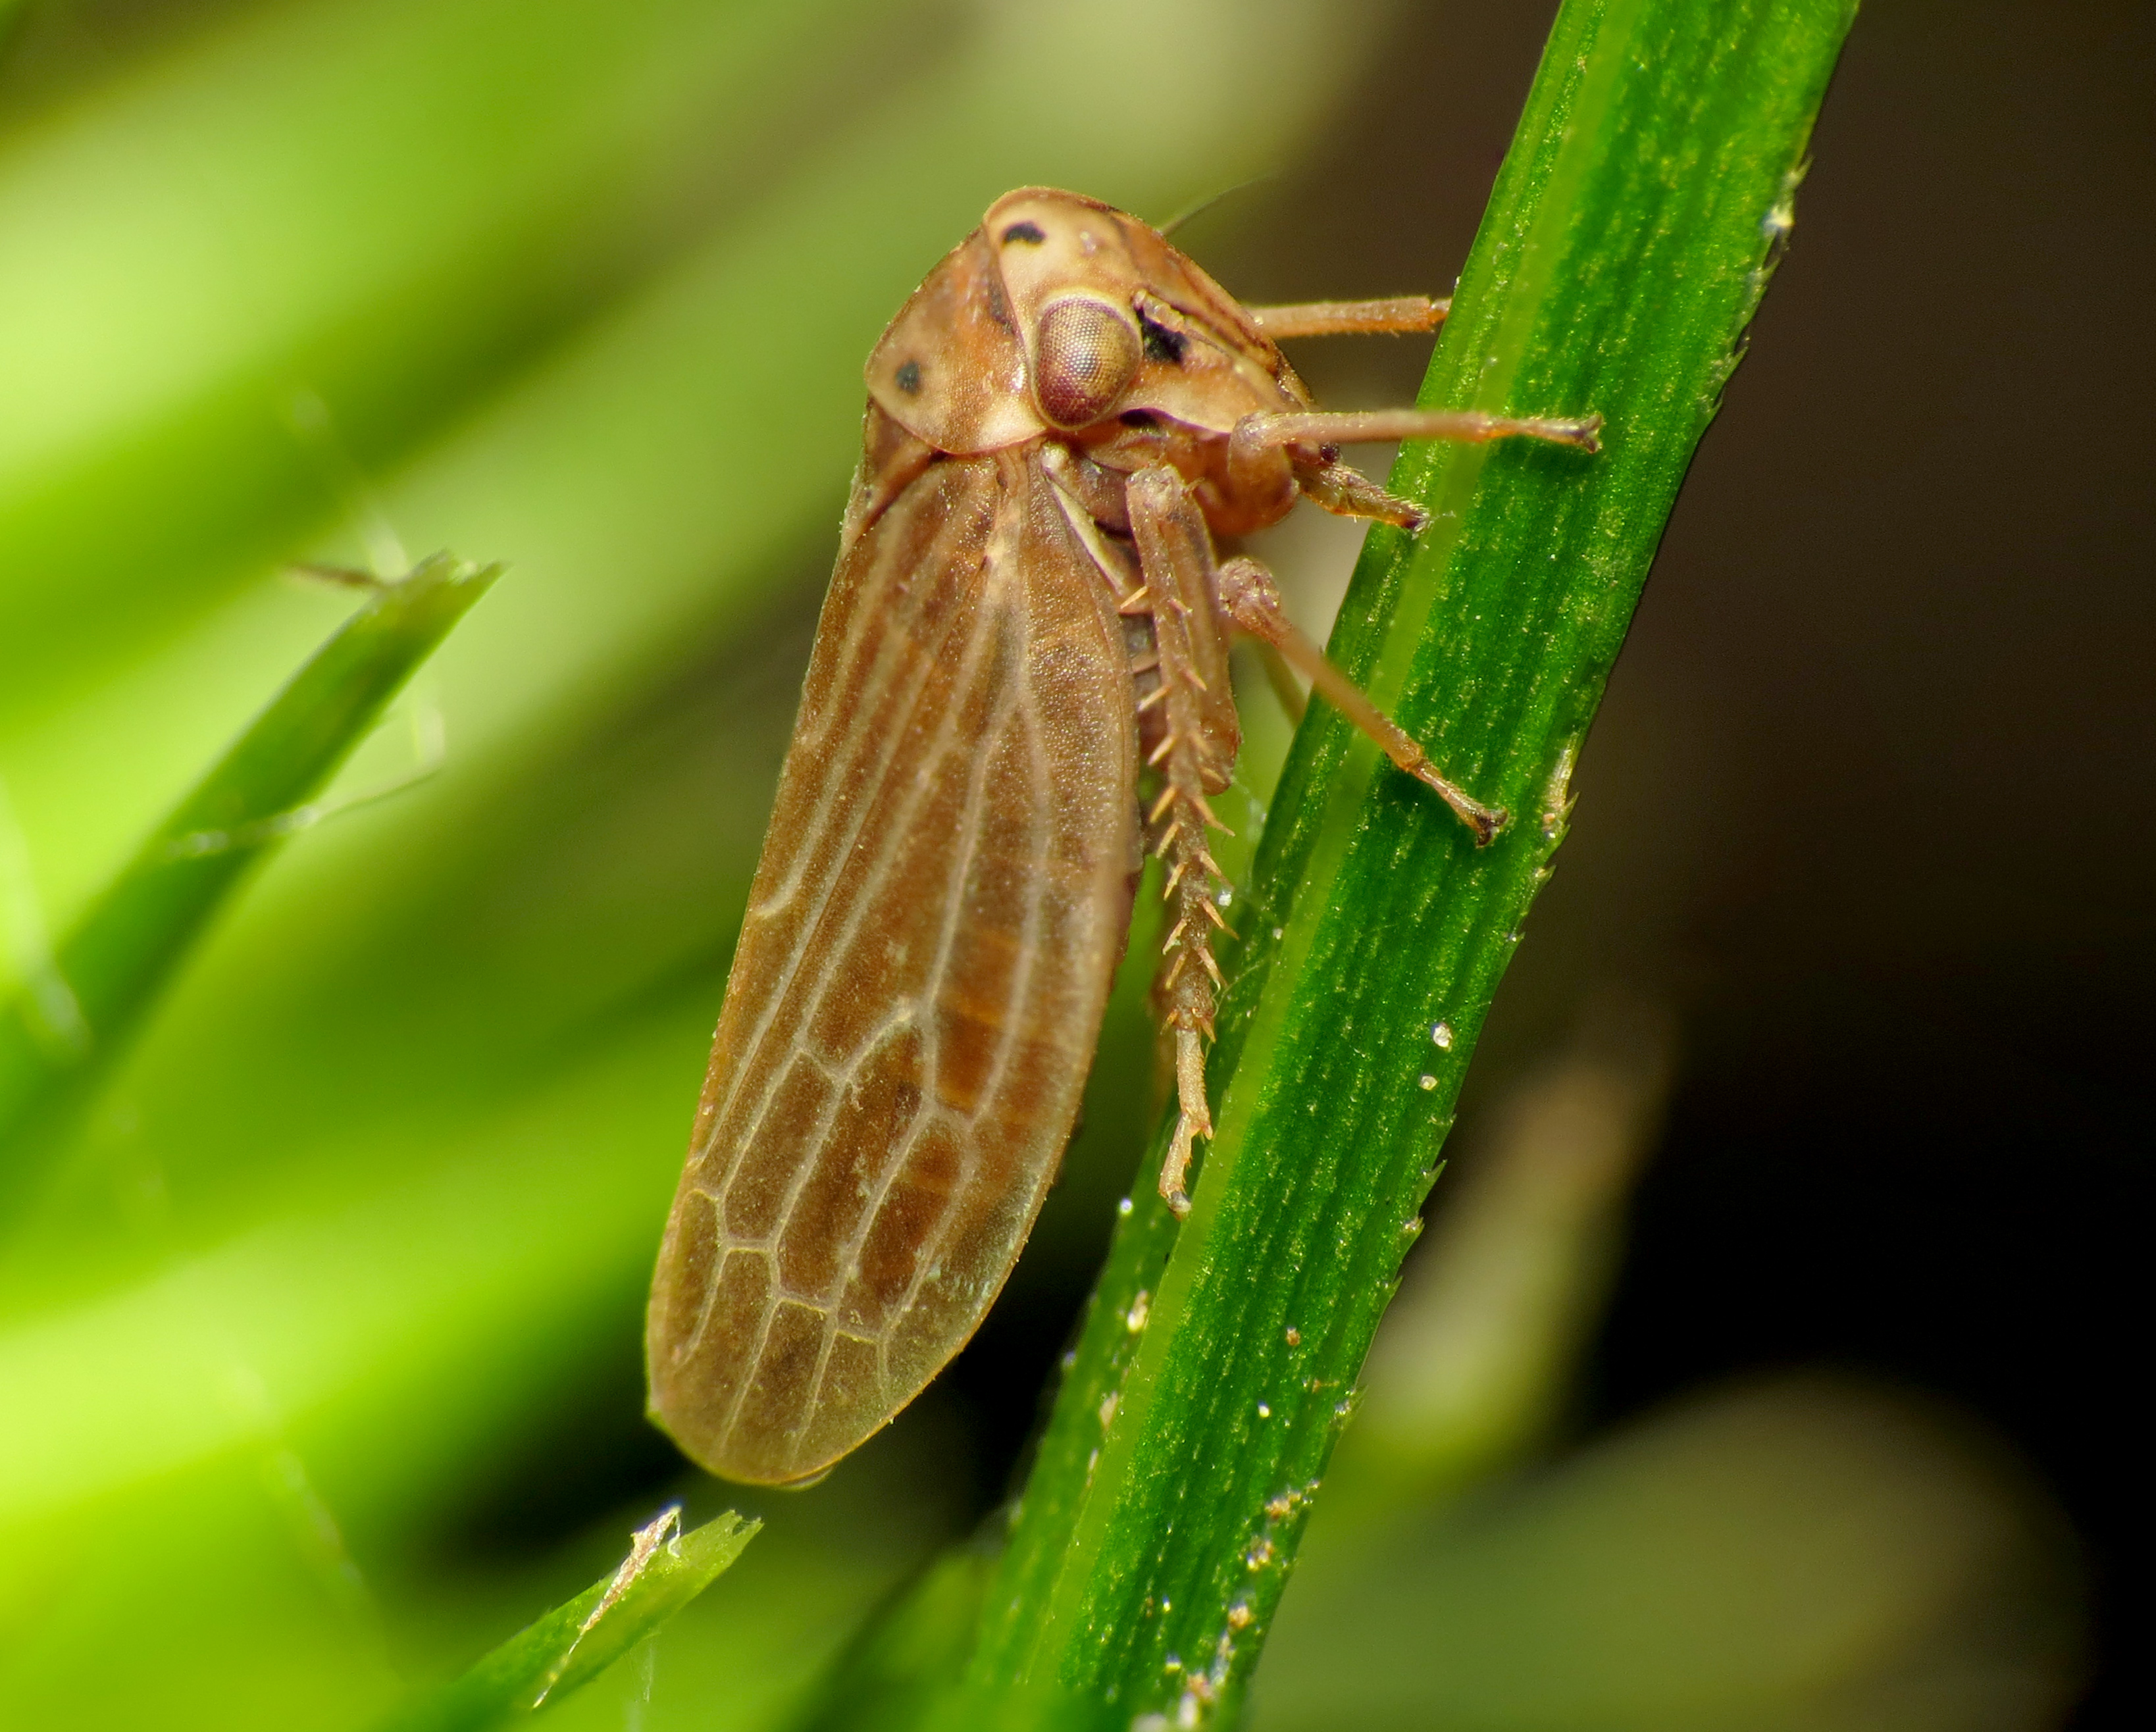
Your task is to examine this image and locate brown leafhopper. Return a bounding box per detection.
[647,188,1597,1485]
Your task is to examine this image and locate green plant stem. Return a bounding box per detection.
[0,554,498,1204]
[963,0,1857,1720]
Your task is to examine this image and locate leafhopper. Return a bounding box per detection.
[648,189,1597,1485]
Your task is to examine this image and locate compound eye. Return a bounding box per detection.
[1033,295,1142,428]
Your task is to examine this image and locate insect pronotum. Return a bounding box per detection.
[647,188,1597,1485]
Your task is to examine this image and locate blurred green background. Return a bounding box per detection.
[0,1,2141,1728]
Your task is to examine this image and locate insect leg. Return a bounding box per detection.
[1244,405,1602,532]
[1125,465,1243,1218]
[1246,296,1449,340]
[1237,407,1603,456]
[1215,555,1507,846]
[1289,457,1425,530]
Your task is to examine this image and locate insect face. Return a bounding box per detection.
[987,189,1314,538]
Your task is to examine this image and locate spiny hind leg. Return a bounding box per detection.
[1145,728,1231,1221]
[1125,465,1241,1218]
[1216,556,1508,845]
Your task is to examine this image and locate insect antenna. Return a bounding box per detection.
[1157,173,1280,238]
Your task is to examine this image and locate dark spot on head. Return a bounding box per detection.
[1140,315,1187,365]
[1119,409,1159,428]
[1000,220,1047,246]
[894,359,922,395]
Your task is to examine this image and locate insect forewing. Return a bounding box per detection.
[648,449,1137,1485]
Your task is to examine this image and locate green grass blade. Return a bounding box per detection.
[0,554,498,1194]
[965,0,1859,1718]
[372,1508,758,1732]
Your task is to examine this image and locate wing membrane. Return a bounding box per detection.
[648,450,1137,1484]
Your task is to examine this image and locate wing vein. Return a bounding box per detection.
[714,484,1022,1458]
[696,486,988,1170]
